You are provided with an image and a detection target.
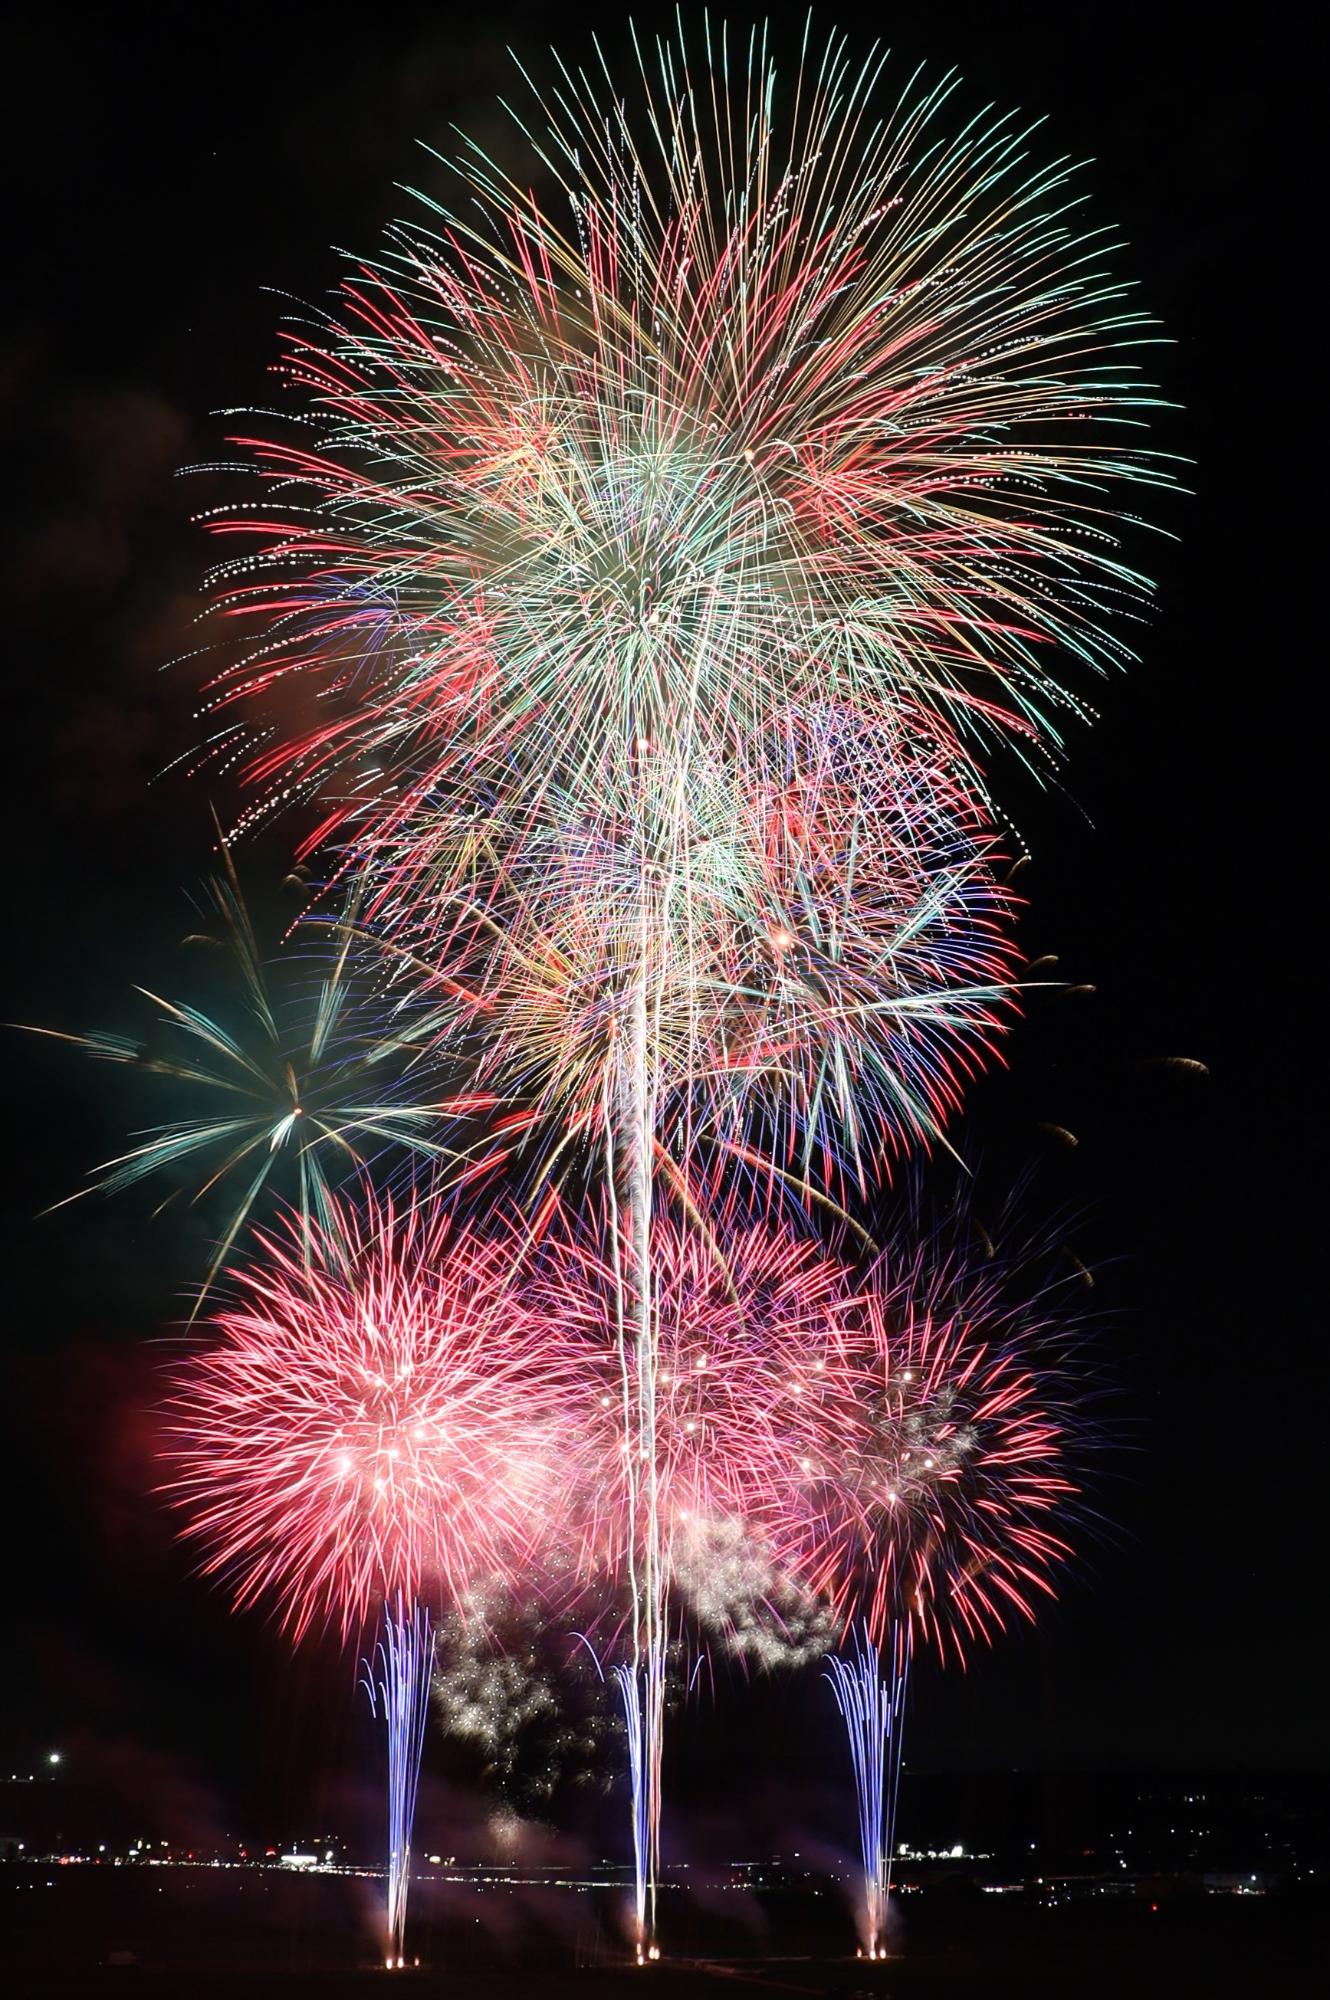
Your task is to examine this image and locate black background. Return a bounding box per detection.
[1,1,1321,1855]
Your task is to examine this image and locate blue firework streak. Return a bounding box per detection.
[363,1595,436,1969]
[826,1626,910,1960]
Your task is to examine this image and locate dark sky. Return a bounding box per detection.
[1,2,1321,1854]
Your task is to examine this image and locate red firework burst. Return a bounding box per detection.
[530,1215,859,1594]
[789,1241,1081,1666]
[163,1193,578,1640]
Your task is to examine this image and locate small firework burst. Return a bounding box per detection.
[27,841,455,1303]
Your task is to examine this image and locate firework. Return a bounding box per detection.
[432,1583,613,1811]
[534,1216,855,1609]
[26,839,456,1303]
[669,1516,835,1672]
[363,1594,435,1968]
[155,20,1158,1957]
[788,1213,1087,1957]
[611,1657,659,1958]
[368,702,1020,1209]
[193,27,1170,858]
[532,1211,858,1945]
[166,1193,584,1966]
[826,1627,909,1961]
[434,1598,558,1775]
[163,1191,577,1639]
[796,1231,1083,1663]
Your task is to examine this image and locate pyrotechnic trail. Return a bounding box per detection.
[787,1216,1087,1955]
[153,16,1164,1954]
[534,1211,858,1950]
[164,1190,579,1962]
[826,1628,908,1963]
[364,1594,436,1970]
[610,1660,657,1961]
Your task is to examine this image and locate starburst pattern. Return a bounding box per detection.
[26,840,455,1301]
[196,26,1171,863]
[164,1192,577,1639]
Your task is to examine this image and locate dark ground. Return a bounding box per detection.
[3,1868,1322,1999]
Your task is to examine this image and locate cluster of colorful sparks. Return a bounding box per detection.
[44,18,1172,1969]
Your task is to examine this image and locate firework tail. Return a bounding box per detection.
[826,1625,910,1961]
[610,919,666,1958]
[610,1660,651,1960]
[363,1595,435,1969]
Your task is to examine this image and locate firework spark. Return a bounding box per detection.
[669,1516,835,1672]
[432,1585,613,1810]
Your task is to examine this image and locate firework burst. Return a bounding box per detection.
[163,1191,577,1640]
[793,1230,1083,1665]
[26,840,456,1303]
[367,701,1021,1208]
[193,25,1171,859]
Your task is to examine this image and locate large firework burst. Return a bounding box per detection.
[136,18,1156,1959]
[196,24,1171,859]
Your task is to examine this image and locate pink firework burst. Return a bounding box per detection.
[163,1193,577,1640]
[792,1240,1082,1667]
[529,1215,858,1615]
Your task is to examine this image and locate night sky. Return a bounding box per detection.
[2,2,1321,1855]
